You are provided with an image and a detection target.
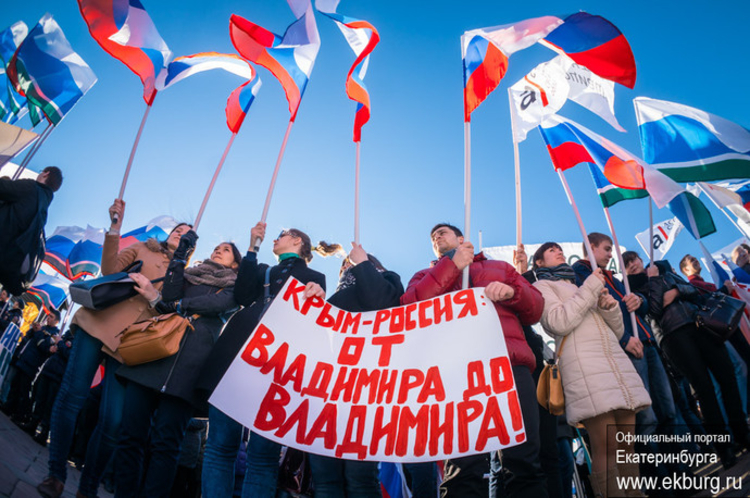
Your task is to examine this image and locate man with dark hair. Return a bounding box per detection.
[402,223,546,498]
[0,166,62,294]
[575,239,677,451]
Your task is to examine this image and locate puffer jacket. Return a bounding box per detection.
[401,252,543,372]
[534,275,651,425]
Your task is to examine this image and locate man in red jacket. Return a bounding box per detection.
[401,223,546,498]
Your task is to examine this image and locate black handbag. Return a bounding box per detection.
[69,261,161,311]
[695,292,746,341]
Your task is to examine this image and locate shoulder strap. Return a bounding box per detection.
[556,334,569,359]
[264,267,272,300]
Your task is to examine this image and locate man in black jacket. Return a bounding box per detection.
[0,166,63,294]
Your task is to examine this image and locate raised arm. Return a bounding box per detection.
[536,275,601,336]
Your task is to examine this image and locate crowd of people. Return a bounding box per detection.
[2,169,750,497]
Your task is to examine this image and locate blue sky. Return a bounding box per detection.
[5,1,750,289]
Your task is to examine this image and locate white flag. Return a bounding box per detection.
[509,59,569,142]
[509,56,625,142]
[635,217,683,261]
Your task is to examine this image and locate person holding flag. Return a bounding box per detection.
[39,200,191,498]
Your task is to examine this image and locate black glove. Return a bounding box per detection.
[173,231,199,261]
[155,299,179,315]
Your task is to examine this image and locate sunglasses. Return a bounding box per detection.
[277,230,298,240]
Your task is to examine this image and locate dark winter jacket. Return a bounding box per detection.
[328,261,403,312]
[116,258,238,406]
[196,252,326,397]
[39,332,73,383]
[0,178,53,249]
[646,268,703,338]
[401,252,543,372]
[15,325,56,377]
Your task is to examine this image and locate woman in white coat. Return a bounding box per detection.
[532,242,650,498]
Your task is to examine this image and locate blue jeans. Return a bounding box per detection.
[402,462,438,498]
[308,454,381,498]
[202,405,244,498]
[47,326,125,497]
[114,381,193,498]
[245,431,282,497]
[630,343,676,434]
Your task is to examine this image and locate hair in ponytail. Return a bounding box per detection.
[313,241,346,259]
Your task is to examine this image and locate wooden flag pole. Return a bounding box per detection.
[114,103,153,223]
[463,121,471,289]
[602,205,639,337]
[193,133,238,231]
[12,123,53,180]
[253,119,294,251]
[354,141,361,245]
[508,90,522,248]
[557,169,596,264]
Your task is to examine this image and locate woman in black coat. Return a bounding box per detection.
[307,242,406,497]
[113,235,241,497]
[644,260,750,468]
[200,221,327,498]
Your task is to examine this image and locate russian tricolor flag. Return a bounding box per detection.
[26,273,70,313]
[539,12,636,89]
[462,16,562,122]
[157,52,256,91]
[119,215,178,250]
[225,75,261,133]
[78,0,172,104]
[317,6,380,142]
[230,2,320,122]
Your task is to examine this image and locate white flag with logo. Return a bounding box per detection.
[509,56,624,142]
[509,59,569,142]
[635,217,683,261]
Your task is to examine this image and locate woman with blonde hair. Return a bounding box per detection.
[532,242,650,497]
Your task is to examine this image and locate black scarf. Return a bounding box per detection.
[535,264,576,283]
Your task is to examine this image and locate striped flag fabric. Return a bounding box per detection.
[226,76,261,133]
[722,254,750,285]
[462,16,562,122]
[379,462,411,498]
[78,0,172,104]
[317,1,380,142]
[698,182,750,226]
[635,217,683,261]
[44,226,86,277]
[156,52,256,91]
[539,12,636,89]
[635,97,750,182]
[25,273,70,313]
[539,116,716,238]
[230,1,320,121]
[8,14,97,125]
[120,215,178,250]
[0,22,28,122]
[68,226,106,279]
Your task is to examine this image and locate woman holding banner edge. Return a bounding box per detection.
[197,221,327,498]
[306,243,441,498]
[532,242,650,498]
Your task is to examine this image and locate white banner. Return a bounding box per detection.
[635,217,683,262]
[211,278,525,462]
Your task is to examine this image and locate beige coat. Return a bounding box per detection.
[534,275,651,425]
[71,234,172,352]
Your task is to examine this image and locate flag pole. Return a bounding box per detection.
[648,200,655,263]
[12,123,54,180]
[253,119,294,251]
[557,169,596,264]
[508,89,522,248]
[193,133,238,231]
[478,230,483,252]
[463,120,471,289]
[115,103,153,223]
[602,205,639,337]
[354,141,361,245]
[696,183,750,238]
